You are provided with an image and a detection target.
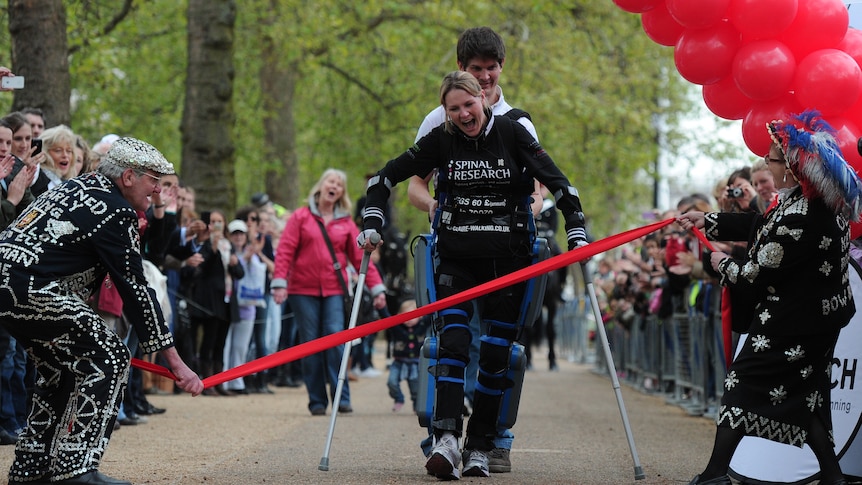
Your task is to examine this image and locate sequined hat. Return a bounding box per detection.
[102,137,175,175]
[767,110,862,222]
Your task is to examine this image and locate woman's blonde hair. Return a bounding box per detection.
[308,168,352,214]
[40,125,76,177]
[439,71,491,135]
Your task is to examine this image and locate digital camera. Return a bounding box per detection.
[726,186,744,199]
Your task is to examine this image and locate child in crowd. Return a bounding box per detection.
[387,299,428,412]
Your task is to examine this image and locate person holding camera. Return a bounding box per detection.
[723,166,758,214]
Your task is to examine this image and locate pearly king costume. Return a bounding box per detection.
[704,111,862,449]
[0,138,176,483]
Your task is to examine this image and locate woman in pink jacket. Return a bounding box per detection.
[272,168,386,415]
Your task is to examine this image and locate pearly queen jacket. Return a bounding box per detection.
[0,172,174,353]
[705,185,855,336]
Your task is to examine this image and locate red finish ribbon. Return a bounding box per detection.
[688,225,732,368]
[133,218,675,388]
[689,226,715,252]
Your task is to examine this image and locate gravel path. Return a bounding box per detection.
[0,344,719,485]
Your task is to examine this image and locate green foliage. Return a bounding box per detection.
[1,0,735,242]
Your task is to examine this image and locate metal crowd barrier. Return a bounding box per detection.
[555,279,729,422]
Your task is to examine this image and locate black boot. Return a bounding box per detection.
[687,475,731,485]
[200,360,217,396]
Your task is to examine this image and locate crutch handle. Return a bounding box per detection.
[359,232,381,274]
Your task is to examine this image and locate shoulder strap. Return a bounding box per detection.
[314,218,351,297]
[504,108,531,122]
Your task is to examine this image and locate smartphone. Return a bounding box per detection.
[31,139,42,156]
[1,76,24,89]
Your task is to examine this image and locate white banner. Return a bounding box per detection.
[729,257,862,483]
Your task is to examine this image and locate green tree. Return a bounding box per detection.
[0,0,733,240]
[181,0,237,211]
[7,0,70,125]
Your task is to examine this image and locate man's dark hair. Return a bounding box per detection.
[20,107,45,124]
[456,27,506,66]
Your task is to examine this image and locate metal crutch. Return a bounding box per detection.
[580,262,646,480]
[319,232,380,471]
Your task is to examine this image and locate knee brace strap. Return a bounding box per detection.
[440,308,468,319]
[440,323,470,333]
[430,358,465,385]
[486,319,516,332]
[478,335,513,379]
[439,308,469,334]
[475,381,505,397]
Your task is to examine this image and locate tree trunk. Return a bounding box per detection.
[259,20,299,210]
[181,0,236,212]
[8,0,71,128]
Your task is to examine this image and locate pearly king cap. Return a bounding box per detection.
[102,137,175,175]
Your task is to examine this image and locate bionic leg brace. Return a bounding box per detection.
[415,236,550,435]
[423,310,470,436]
[465,323,527,451]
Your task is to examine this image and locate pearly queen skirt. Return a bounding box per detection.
[716,330,840,447]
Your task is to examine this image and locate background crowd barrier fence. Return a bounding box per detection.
[555,280,729,422]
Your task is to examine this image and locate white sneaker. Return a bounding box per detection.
[358,367,382,378]
[462,449,490,477]
[425,433,461,480]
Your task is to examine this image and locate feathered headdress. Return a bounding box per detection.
[767,110,862,222]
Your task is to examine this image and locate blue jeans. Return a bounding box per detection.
[0,329,27,433]
[388,360,419,410]
[288,294,350,412]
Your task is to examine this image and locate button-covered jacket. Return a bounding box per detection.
[0,172,174,353]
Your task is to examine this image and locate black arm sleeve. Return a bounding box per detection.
[363,128,445,231]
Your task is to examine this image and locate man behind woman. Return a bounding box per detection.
[358,71,587,480]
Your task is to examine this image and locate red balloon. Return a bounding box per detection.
[703,76,754,120]
[674,22,741,85]
[838,28,862,67]
[794,49,862,117]
[843,80,862,129]
[667,0,731,30]
[612,0,661,14]
[779,0,848,59]
[732,40,796,101]
[829,117,862,174]
[741,96,802,156]
[641,3,686,47]
[727,0,798,40]
[829,116,862,238]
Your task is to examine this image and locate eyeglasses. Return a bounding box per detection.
[249,216,260,222]
[136,171,161,183]
[764,155,784,164]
